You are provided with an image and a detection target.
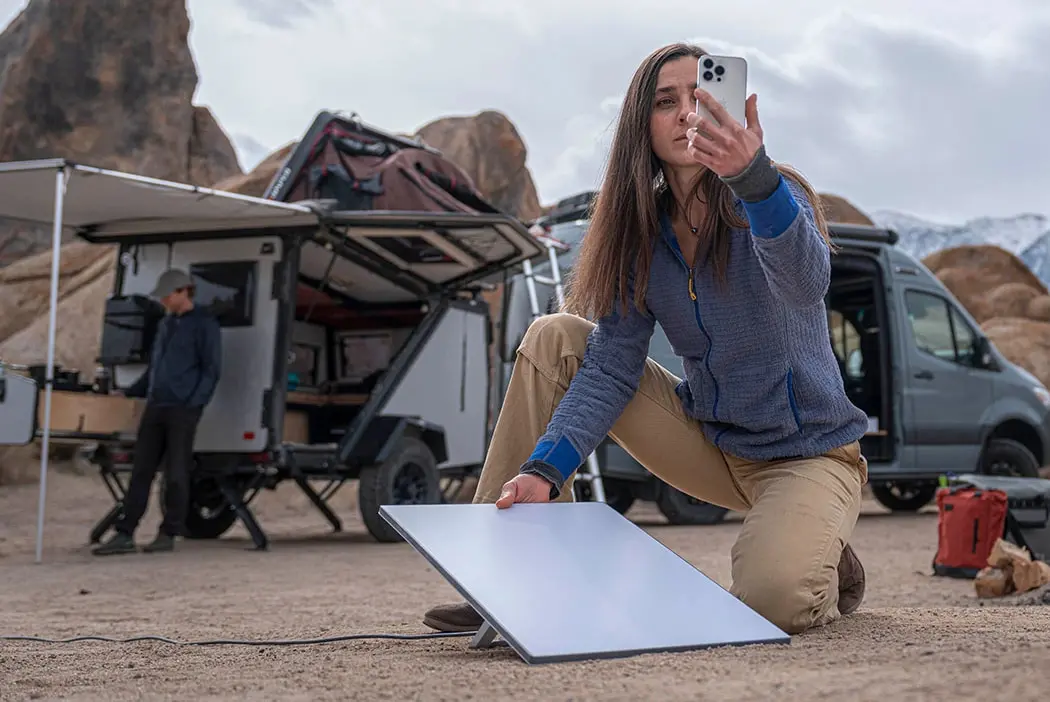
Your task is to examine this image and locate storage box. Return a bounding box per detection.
[282,410,309,443]
[36,390,145,438]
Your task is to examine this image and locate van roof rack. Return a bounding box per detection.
[828,222,899,246]
[537,190,597,227]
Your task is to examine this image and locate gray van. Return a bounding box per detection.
[497,192,1050,523]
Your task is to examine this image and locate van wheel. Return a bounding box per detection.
[981,437,1041,478]
[656,484,729,525]
[870,482,937,512]
[358,435,441,543]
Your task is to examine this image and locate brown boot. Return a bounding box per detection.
[423,602,483,632]
[837,542,866,615]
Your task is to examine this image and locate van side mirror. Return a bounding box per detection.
[974,336,997,370]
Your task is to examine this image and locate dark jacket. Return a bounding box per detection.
[125,306,222,408]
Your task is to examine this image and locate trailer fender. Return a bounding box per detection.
[344,415,449,467]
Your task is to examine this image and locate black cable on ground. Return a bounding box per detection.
[0,631,477,647]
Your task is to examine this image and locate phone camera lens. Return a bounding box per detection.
[702,70,714,81]
[714,65,725,76]
[703,58,714,69]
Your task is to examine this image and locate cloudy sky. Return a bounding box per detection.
[1,0,1046,224]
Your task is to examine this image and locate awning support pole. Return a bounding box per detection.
[35,165,68,564]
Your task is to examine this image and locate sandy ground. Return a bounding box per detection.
[1,466,1050,701]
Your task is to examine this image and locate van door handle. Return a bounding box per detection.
[913,369,934,380]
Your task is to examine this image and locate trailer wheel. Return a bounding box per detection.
[655,483,729,525]
[182,475,239,540]
[358,435,441,543]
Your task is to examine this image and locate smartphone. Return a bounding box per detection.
[695,54,748,127]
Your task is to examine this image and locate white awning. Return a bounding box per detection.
[0,159,319,239]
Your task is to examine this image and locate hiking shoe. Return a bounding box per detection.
[92,532,136,556]
[142,532,175,553]
[837,542,866,615]
[423,602,483,632]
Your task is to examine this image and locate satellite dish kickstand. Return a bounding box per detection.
[470,620,499,649]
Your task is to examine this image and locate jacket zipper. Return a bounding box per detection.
[674,252,719,425]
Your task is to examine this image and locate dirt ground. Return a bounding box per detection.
[1,466,1049,702]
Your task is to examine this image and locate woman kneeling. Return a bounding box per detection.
[423,41,869,636]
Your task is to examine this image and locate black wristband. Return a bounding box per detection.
[519,459,564,500]
[720,144,781,203]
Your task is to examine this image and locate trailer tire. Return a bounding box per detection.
[182,475,239,540]
[358,435,442,543]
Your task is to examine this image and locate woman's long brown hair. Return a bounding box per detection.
[563,42,833,321]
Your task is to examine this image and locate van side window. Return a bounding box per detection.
[904,290,978,367]
[949,306,979,367]
[189,261,257,327]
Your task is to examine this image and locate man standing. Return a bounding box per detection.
[93,269,222,556]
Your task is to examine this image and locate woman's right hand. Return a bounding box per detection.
[495,473,554,509]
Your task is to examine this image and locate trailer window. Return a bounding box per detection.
[369,235,454,264]
[190,261,256,328]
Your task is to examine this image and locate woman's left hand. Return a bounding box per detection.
[685,89,764,178]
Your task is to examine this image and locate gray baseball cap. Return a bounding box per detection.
[149,268,195,299]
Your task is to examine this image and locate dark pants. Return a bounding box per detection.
[116,403,203,538]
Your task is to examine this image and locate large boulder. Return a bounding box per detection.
[934,267,996,322]
[919,244,1050,390]
[923,245,1048,325]
[0,250,115,377]
[212,142,296,197]
[414,110,543,221]
[0,0,244,485]
[0,242,112,343]
[924,245,1047,296]
[982,317,1050,389]
[819,193,874,225]
[0,0,243,263]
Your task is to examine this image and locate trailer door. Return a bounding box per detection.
[115,236,283,453]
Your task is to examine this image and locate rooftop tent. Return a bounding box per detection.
[259,111,546,304]
[0,159,321,563]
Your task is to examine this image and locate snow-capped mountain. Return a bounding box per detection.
[870,210,1050,286]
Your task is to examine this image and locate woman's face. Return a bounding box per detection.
[649,55,701,170]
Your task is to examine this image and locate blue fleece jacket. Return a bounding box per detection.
[521,149,869,494]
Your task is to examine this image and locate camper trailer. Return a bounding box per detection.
[0,115,545,548]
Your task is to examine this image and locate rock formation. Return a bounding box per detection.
[0,0,243,484]
[819,193,874,226]
[920,244,1050,387]
[212,143,296,197]
[415,110,543,221]
[0,0,243,263]
[980,317,1050,387]
[0,245,115,378]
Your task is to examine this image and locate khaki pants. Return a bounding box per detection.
[475,313,868,634]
